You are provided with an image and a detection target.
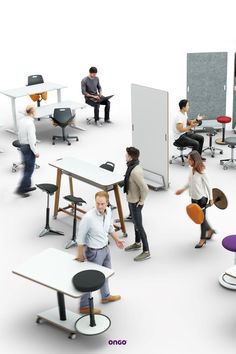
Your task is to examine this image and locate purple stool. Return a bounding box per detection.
[219,235,236,289]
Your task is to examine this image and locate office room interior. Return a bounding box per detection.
[1,0,236,353]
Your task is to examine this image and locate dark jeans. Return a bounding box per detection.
[191,196,211,240]
[129,202,149,252]
[175,132,204,155]
[86,98,110,122]
[17,144,35,193]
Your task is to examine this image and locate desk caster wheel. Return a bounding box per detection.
[52,142,55,145]
[68,333,76,340]
[220,151,223,154]
[76,138,79,142]
[211,155,215,158]
[123,233,128,238]
[35,164,40,169]
[169,160,173,164]
[36,317,43,324]
[12,168,17,173]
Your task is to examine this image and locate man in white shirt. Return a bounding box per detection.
[75,191,124,315]
[173,99,205,161]
[16,105,39,198]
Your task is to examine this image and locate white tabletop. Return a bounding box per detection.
[12,248,114,298]
[34,101,86,119]
[49,157,124,188]
[0,82,66,98]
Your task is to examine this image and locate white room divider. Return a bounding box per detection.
[131,84,169,190]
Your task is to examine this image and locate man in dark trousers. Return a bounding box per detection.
[16,105,39,198]
[124,147,151,261]
[81,67,111,126]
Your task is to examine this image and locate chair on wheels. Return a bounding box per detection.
[73,270,111,336]
[12,140,40,172]
[215,116,232,145]
[220,136,236,170]
[36,183,64,237]
[51,108,79,145]
[219,235,236,289]
[27,75,47,107]
[169,142,192,166]
[63,195,86,249]
[202,127,223,157]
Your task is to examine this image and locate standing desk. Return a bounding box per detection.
[49,157,127,237]
[0,82,66,133]
[12,248,114,339]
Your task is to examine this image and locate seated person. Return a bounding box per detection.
[173,99,205,160]
[81,67,111,126]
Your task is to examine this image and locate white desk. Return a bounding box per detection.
[34,100,86,120]
[49,157,127,236]
[0,82,66,133]
[12,248,114,338]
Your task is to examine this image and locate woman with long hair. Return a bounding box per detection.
[176,150,215,248]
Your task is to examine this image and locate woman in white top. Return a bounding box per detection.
[176,150,215,249]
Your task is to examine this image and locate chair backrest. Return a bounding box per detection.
[52,108,74,127]
[27,75,44,86]
[99,161,115,172]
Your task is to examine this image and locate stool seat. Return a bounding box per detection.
[12,140,21,148]
[173,141,187,149]
[222,235,236,252]
[217,116,231,124]
[225,136,236,146]
[64,195,86,205]
[203,127,217,136]
[36,183,58,195]
[73,270,105,293]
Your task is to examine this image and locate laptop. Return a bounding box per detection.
[98,95,114,103]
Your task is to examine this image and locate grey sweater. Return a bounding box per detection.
[81,76,102,96]
[126,165,149,204]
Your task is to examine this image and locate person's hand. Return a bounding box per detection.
[209,199,214,206]
[197,114,203,121]
[175,189,184,195]
[35,153,40,158]
[115,239,125,249]
[74,255,86,262]
[136,201,144,207]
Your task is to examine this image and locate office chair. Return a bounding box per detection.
[169,142,193,166]
[27,75,47,107]
[51,108,79,145]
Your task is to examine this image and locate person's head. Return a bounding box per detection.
[188,150,205,173]
[25,105,35,117]
[126,146,140,162]
[89,66,98,79]
[179,99,189,113]
[95,191,109,214]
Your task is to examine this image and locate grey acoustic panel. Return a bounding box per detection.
[187,52,227,120]
[233,53,236,129]
[131,84,169,190]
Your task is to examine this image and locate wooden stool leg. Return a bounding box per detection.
[113,184,127,236]
[54,169,62,218]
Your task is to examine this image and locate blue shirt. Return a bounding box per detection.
[76,207,114,249]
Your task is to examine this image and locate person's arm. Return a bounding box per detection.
[75,216,89,262]
[177,121,196,133]
[27,122,38,156]
[202,172,213,204]
[131,169,149,205]
[97,78,102,96]
[175,171,190,195]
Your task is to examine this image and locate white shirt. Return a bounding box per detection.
[184,168,213,200]
[173,111,188,140]
[76,207,115,249]
[18,115,38,155]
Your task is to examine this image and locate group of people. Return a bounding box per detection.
[14,69,216,313]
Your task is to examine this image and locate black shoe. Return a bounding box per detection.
[105,120,112,124]
[195,240,206,248]
[201,157,206,161]
[206,229,216,240]
[15,190,30,198]
[26,187,36,192]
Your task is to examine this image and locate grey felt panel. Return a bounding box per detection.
[187,52,227,120]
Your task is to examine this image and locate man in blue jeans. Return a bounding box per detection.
[124,147,150,261]
[75,191,124,315]
[16,105,39,198]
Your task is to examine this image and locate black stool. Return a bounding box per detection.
[170,142,192,166]
[202,127,223,157]
[220,136,236,170]
[73,270,111,336]
[37,184,64,237]
[99,161,116,210]
[64,195,86,249]
[12,140,40,172]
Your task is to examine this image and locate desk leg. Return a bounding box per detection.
[6,98,17,134]
[69,176,74,195]
[113,184,127,237]
[57,89,62,102]
[57,291,66,321]
[54,169,62,219]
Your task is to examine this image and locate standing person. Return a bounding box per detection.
[173,99,206,160]
[75,191,124,314]
[175,150,215,248]
[16,105,39,198]
[124,147,150,261]
[81,66,111,126]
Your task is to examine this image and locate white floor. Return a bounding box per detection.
[1,106,236,354]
